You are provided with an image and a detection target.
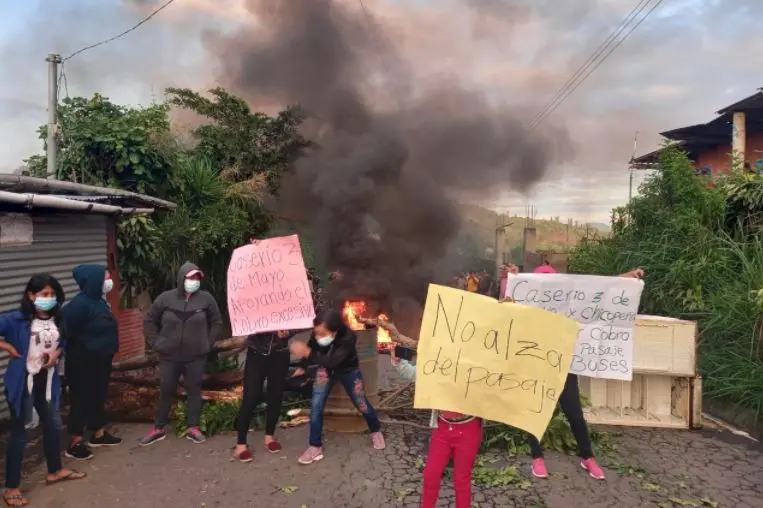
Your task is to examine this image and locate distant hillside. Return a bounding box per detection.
[458,203,606,258]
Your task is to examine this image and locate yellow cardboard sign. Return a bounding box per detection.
[413,284,579,440]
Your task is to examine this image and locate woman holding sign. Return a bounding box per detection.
[503,265,644,481]
[232,329,295,462]
[289,309,385,465]
[390,347,481,508]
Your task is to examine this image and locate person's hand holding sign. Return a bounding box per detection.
[619,268,645,279]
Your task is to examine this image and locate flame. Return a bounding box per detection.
[342,300,367,331]
[377,314,392,349]
[342,301,393,352]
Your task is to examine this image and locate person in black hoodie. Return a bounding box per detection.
[62,264,122,461]
[140,262,223,446]
[232,329,295,463]
[289,309,385,465]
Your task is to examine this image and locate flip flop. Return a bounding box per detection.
[45,470,87,485]
[2,493,28,507]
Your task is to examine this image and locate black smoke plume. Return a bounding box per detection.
[212,0,569,333]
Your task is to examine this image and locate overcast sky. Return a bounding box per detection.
[0,0,760,222]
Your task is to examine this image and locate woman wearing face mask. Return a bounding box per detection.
[0,274,87,506]
[140,262,223,446]
[61,264,121,461]
[289,309,385,465]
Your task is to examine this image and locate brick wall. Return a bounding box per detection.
[115,308,146,361]
[695,131,763,173]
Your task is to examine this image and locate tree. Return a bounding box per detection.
[26,94,174,194]
[165,87,311,192]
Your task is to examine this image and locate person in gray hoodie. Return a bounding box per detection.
[139,262,223,446]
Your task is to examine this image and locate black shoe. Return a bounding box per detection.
[64,442,94,461]
[89,431,123,447]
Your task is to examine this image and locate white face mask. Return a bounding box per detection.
[184,279,201,294]
[102,279,114,294]
[316,335,335,347]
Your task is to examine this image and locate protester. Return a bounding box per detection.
[533,259,556,274]
[390,347,480,508]
[233,329,294,462]
[477,270,493,295]
[503,265,645,480]
[62,264,122,461]
[453,274,466,290]
[497,264,510,299]
[465,272,479,292]
[1,274,86,506]
[140,262,223,446]
[289,309,385,464]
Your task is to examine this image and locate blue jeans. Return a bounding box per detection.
[5,372,62,488]
[309,367,381,447]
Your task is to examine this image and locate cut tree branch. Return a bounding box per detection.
[111,337,247,372]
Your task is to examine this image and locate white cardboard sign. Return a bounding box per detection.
[505,274,644,381]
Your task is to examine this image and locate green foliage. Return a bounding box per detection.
[165,87,310,191]
[173,399,241,438]
[117,215,160,307]
[173,393,310,437]
[26,94,174,193]
[481,399,616,457]
[569,144,763,419]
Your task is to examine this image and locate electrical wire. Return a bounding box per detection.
[530,0,666,132]
[529,0,653,129]
[62,0,178,62]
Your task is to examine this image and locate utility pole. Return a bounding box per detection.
[628,131,639,203]
[46,53,62,179]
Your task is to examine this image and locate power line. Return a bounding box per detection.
[62,0,178,62]
[530,0,665,132]
[529,0,652,129]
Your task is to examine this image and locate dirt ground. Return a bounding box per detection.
[3,358,762,507]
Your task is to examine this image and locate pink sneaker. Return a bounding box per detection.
[298,446,324,465]
[531,458,549,478]
[370,432,386,450]
[581,457,605,480]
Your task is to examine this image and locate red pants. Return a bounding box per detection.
[421,418,482,508]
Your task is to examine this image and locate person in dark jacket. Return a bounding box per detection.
[232,329,295,463]
[0,274,86,506]
[289,309,385,465]
[140,262,223,446]
[62,264,122,461]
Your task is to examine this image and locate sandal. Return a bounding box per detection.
[45,469,87,485]
[3,493,28,507]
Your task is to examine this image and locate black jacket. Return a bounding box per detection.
[246,331,294,355]
[300,326,359,375]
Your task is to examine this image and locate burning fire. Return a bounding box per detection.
[342,300,393,352]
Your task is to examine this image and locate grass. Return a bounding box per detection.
[568,145,763,423]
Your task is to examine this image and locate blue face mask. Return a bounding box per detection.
[34,297,57,312]
[184,279,201,294]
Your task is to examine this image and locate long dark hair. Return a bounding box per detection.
[313,309,348,335]
[20,273,65,324]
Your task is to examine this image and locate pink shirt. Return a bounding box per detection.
[533,264,556,274]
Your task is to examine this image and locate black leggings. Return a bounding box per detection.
[236,348,290,444]
[66,351,113,436]
[528,374,593,459]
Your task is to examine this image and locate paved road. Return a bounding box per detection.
[4,357,762,507]
[9,418,763,507]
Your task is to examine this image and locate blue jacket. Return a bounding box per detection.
[62,264,119,356]
[0,311,62,417]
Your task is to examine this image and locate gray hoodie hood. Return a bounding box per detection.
[177,261,202,295]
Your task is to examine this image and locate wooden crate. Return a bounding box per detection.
[579,374,702,429]
[633,315,697,376]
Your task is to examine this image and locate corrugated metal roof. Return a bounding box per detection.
[0,213,108,420]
